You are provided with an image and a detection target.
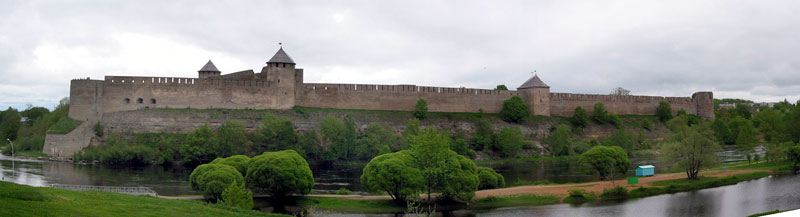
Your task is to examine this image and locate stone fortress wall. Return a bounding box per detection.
[43,47,715,158]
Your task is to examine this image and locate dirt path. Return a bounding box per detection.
[161,169,767,201]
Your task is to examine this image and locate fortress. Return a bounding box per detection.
[43,47,714,158]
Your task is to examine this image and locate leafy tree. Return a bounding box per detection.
[579,145,630,180]
[735,120,758,163]
[219,181,253,210]
[414,98,428,120]
[211,155,251,176]
[500,95,530,123]
[735,103,752,119]
[477,167,505,190]
[544,124,572,156]
[609,114,623,129]
[661,116,721,179]
[494,85,508,90]
[189,163,244,201]
[753,109,788,143]
[602,130,636,153]
[789,103,800,143]
[610,87,630,96]
[245,150,314,198]
[0,108,21,140]
[360,150,423,202]
[451,138,475,159]
[356,123,396,160]
[656,101,673,122]
[788,145,800,171]
[470,118,494,151]
[437,154,480,201]
[180,125,220,166]
[492,127,529,157]
[255,114,297,152]
[765,141,791,163]
[408,128,452,199]
[215,121,247,157]
[711,119,734,145]
[320,115,357,160]
[570,106,588,129]
[295,130,323,161]
[403,118,421,138]
[591,103,609,123]
[20,106,49,126]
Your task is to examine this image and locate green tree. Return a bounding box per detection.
[320,115,357,161]
[414,98,428,120]
[579,145,630,180]
[494,85,508,90]
[765,141,791,163]
[256,114,297,152]
[544,124,572,156]
[656,101,673,122]
[492,127,529,157]
[179,125,220,166]
[642,118,654,131]
[735,103,752,119]
[356,123,396,160]
[215,121,247,157]
[711,119,734,145]
[753,109,788,143]
[601,130,636,153]
[609,114,623,129]
[211,155,251,176]
[789,103,800,143]
[788,145,800,171]
[219,180,253,210]
[408,128,452,199]
[661,116,721,179]
[437,154,479,201]
[477,167,505,190]
[570,106,588,129]
[735,120,758,163]
[591,103,609,123]
[245,150,314,198]
[360,150,423,202]
[0,108,21,140]
[451,138,476,159]
[500,95,530,123]
[189,163,245,201]
[20,106,49,126]
[470,118,494,151]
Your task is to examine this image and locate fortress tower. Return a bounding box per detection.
[197,60,221,79]
[517,74,551,116]
[260,47,302,107]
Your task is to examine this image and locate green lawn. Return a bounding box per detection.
[628,171,772,198]
[0,181,287,217]
[471,195,561,209]
[46,117,82,134]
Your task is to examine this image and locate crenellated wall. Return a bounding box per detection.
[295,83,517,113]
[548,92,705,117]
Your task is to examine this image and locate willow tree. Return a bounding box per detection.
[661,116,721,179]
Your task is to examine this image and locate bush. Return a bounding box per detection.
[360,151,423,202]
[414,98,428,120]
[255,114,297,152]
[544,124,572,156]
[609,114,622,129]
[600,186,629,200]
[642,118,653,131]
[590,103,609,123]
[336,188,352,195]
[564,189,595,203]
[656,101,672,122]
[477,167,505,190]
[93,121,104,137]
[211,155,251,176]
[219,180,253,210]
[500,95,530,123]
[579,145,630,180]
[189,164,245,201]
[570,106,589,128]
[246,150,314,198]
[492,127,529,157]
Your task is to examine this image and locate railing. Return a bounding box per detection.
[50,184,158,196]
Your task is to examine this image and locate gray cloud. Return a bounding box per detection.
[1,0,799,110]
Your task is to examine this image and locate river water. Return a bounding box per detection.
[1,146,785,216]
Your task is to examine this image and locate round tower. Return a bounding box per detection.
[198,60,221,79]
[517,74,551,116]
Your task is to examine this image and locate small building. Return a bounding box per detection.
[636,165,655,177]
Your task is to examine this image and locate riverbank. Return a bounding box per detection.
[0,181,288,217]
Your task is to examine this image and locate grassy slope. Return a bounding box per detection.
[0,181,287,217]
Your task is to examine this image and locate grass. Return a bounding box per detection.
[628,171,772,198]
[12,150,49,158]
[46,117,82,134]
[471,195,561,209]
[0,181,286,217]
[298,197,406,213]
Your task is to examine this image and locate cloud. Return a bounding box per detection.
[1,0,799,110]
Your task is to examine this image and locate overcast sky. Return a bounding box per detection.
[2,0,799,110]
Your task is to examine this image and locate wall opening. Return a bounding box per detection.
[137,98,143,104]
[124,98,130,104]
[151,98,157,104]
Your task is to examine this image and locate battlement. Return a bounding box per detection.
[302,83,516,96]
[104,76,273,88]
[550,93,693,104]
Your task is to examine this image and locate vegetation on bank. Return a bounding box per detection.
[0,181,286,217]
[0,97,71,156]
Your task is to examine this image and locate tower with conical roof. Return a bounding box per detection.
[517,74,551,116]
[259,46,303,108]
[198,60,221,79]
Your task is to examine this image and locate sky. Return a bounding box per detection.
[1,0,799,110]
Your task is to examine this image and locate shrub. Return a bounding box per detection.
[642,118,653,131]
[46,117,82,134]
[656,101,672,122]
[564,189,594,203]
[579,145,630,180]
[492,127,529,157]
[189,164,245,201]
[500,95,530,123]
[246,150,314,198]
[93,121,104,137]
[255,114,297,152]
[219,180,253,210]
[414,98,428,120]
[544,124,572,156]
[570,106,589,128]
[495,85,508,90]
[609,114,622,129]
[211,155,250,176]
[336,188,352,195]
[590,103,609,123]
[477,167,505,190]
[600,186,629,200]
[360,151,423,202]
